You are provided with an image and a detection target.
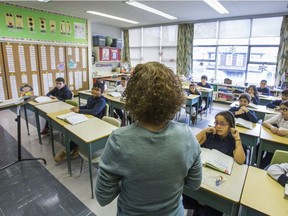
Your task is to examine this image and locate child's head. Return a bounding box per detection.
[247,85,258,96]
[91,82,103,97]
[55,77,65,89]
[280,101,288,119]
[201,75,208,85]
[281,89,288,101]
[214,111,235,137]
[189,83,196,92]
[260,80,267,89]
[93,81,104,94]
[239,93,251,107]
[120,76,127,87]
[20,83,33,93]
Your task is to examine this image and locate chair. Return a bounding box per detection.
[65,99,78,107]
[79,115,121,174]
[270,150,288,165]
[71,91,75,99]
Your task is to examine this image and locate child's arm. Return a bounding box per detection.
[266,100,282,109]
[263,115,280,134]
[276,128,288,136]
[196,127,215,145]
[230,128,246,165]
[267,163,288,186]
[251,96,259,105]
[246,110,258,123]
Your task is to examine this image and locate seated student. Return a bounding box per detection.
[183,111,245,216]
[114,76,127,124]
[266,89,288,110]
[41,77,72,135]
[246,85,259,105]
[186,83,202,124]
[197,75,212,111]
[262,101,288,136]
[54,82,107,162]
[267,163,288,186]
[229,93,258,123]
[257,79,270,96]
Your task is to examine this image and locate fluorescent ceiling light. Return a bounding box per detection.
[86,10,139,24]
[203,0,229,14]
[125,0,177,20]
[38,0,51,2]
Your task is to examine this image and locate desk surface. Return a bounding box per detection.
[260,126,288,145]
[230,101,279,114]
[259,95,280,101]
[28,98,58,106]
[36,101,74,114]
[201,163,248,202]
[64,117,117,143]
[0,98,23,109]
[186,94,200,100]
[240,166,288,216]
[78,90,92,96]
[103,93,125,104]
[237,123,261,137]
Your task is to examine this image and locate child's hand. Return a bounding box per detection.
[230,128,240,140]
[274,106,280,111]
[249,93,255,98]
[241,106,249,113]
[205,127,216,135]
[276,128,288,136]
[71,107,79,113]
[49,95,56,99]
[236,109,245,115]
[270,126,278,134]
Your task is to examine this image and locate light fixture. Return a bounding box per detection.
[125,0,177,20]
[38,0,51,2]
[86,10,139,24]
[203,0,229,14]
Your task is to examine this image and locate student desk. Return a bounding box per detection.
[258,95,280,106]
[77,90,91,105]
[33,101,73,144]
[198,87,214,115]
[103,93,126,116]
[230,101,279,121]
[183,163,248,216]
[240,166,288,216]
[256,126,288,167]
[186,94,200,125]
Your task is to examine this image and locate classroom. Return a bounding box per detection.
[0,1,288,216]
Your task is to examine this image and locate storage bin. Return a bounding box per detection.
[111,38,122,48]
[93,36,106,46]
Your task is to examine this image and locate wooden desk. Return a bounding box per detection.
[186,95,200,125]
[240,166,288,216]
[34,101,73,144]
[256,126,288,167]
[77,90,91,105]
[183,163,248,216]
[64,117,117,199]
[258,95,280,106]
[103,93,125,115]
[230,101,279,121]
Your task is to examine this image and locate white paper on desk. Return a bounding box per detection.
[35,96,52,103]
[108,92,122,97]
[57,112,89,125]
[235,118,253,129]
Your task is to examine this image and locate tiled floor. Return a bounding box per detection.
[0,101,231,215]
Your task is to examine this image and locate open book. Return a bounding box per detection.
[201,148,234,175]
[108,92,122,97]
[57,112,89,125]
[235,118,253,129]
[35,96,52,103]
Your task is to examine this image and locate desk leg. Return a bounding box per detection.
[48,119,55,156]
[24,105,30,135]
[35,109,42,144]
[88,144,94,199]
[256,139,264,167]
[65,133,72,176]
[78,94,81,106]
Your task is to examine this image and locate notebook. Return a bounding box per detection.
[35,96,52,103]
[235,118,253,129]
[201,148,234,175]
[108,92,122,97]
[57,112,89,125]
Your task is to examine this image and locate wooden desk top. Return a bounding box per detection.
[259,95,280,101]
[103,93,125,104]
[28,98,58,106]
[237,123,261,137]
[64,117,118,143]
[260,126,288,145]
[240,166,288,216]
[230,101,279,114]
[0,98,23,109]
[201,163,248,202]
[36,101,74,114]
[186,95,200,100]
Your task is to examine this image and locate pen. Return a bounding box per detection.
[215,176,225,186]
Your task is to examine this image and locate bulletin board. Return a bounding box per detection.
[0,43,8,101]
[0,3,87,45]
[37,44,67,95]
[65,46,89,95]
[2,42,41,99]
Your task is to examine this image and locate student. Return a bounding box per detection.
[114,76,127,124]
[54,82,106,162]
[246,85,259,105]
[229,93,258,123]
[262,101,288,136]
[266,89,288,110]
[186,83,202,124]
[267,163,288,186]
[96,62,202,216]
[257,79,270,96]
[197,75,212,111]
[41,77,72,135]
[183,111,245,216]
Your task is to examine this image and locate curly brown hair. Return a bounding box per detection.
[125,62,185,125]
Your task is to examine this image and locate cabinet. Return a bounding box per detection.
[93,47,121,62]
[215,84,246,103]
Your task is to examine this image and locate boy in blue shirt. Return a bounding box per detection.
[266,89,288,110]
[197,75,212,112]
[257,79,270,96]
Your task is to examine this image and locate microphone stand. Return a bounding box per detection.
[0,97,46,171]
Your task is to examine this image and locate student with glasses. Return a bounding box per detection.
[183,110,245,216]
[263,101,288,136]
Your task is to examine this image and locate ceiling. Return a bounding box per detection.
[4,0,288,29]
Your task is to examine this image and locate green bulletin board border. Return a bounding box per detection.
[0,2,88,45]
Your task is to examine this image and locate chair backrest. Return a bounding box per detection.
[71,91,74,99]
[105,103,109,116]
[102,116,121,127]
[270,150,288,165]
[65,100,78,107]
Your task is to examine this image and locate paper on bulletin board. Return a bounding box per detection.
[6,45,15,73]
[32,74,39,96]
[0,77,5,101]
[67,47,72,56]
[83,70,87,82]
[47,73,53,87]
[78,71,82,89]
[59,47,64,63]
[18,46,27,72]
[43,73,49,95]
[10,76,18,98]
[50,46,56,70]
[41,46,47,71]
[82,48,87,68]
[21,74,27,84]
[69,71,74,85]
[29,46,37,71]
[74,71,79,90]
[75,47,79,62]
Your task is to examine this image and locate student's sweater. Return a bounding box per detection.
[266,99,286,109]
[79,96,106,119]
[257,87,270,96]
[263,114,288,129]
[46,85,72,101]
[229,106,258,123]
[267,163,288,186]
[251,95,259,105]
[197,82,212,89]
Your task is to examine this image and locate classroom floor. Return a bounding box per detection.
[0,101,234,215]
